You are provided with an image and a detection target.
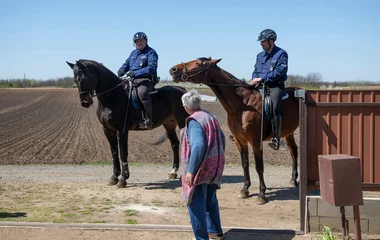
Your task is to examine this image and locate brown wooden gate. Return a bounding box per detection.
[296,89,380,232]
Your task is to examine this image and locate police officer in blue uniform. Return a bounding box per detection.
[117,32,158,129]
[249,29,288,150]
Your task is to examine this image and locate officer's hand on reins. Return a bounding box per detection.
[249,78,262,88]
[120,75,134,83]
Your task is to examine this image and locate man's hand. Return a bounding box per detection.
[185,172,194,186]
[249,78,262,87]
[126,71,135,78]
[117,69,125,77]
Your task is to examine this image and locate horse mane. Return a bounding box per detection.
[220,68,250,87]
[78,59,118,79]
[196,57,250,87]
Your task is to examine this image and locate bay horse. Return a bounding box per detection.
[66,59,189,188]
[169,57,299,204]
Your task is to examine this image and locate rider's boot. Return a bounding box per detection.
[140,100,153,129]
[268,115,282,150]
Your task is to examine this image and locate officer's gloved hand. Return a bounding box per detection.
[117,69,125,77]
[126,71,135,78]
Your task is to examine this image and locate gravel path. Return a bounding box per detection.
[0,164,295,187]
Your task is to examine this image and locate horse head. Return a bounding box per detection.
[66,60,97,108]
[169,57,221,84]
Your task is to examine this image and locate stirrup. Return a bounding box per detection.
[268,138,279,150]
[139,118,152,129]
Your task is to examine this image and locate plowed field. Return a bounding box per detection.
[0,88,295,166]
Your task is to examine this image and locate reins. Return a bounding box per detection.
[179,62,251,88]
[77,61,126,98]
[179,62,210,81]
[93,81,125,97]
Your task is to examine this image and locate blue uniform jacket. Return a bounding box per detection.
[252,45,288,83]
[119,45,158,78]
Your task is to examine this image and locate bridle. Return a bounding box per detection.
[173,60,249,88]
[76,62,125,98]
[174,61,211,82]
[76,67,95,97]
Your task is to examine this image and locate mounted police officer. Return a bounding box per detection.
[117,32,158,129]
[249,29,288,150]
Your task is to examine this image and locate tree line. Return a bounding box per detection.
[0,77,74,88]
[1,72,379,89]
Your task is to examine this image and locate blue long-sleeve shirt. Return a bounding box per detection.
[187,119,226,175]
[252,45,288,83]
[118,45,158,78]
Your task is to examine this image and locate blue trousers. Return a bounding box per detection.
[188,183,223,240]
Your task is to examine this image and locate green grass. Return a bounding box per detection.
[78,207,97,215]
[315,225,351,240]
[315,225,336,240]
[124,209,137,216]
[125,219,137,224]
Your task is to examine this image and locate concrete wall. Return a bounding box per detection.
[306,196,380,234]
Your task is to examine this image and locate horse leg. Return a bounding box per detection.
[116,130,129,188]
[163,120,180,179]
[234,137,251,199]
[104,128,120,186]
[285,133,298,187]
[252,148,267,205]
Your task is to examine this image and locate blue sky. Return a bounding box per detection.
[1,0,379,82]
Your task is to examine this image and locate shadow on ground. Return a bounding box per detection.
[224,228,301,240]
[0,212,27,219]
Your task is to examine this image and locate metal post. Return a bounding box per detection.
[340,206,348,237]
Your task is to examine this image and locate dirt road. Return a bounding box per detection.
[0,164,315,240]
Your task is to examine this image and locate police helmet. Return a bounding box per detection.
[257,29,277,41]
[133,32,148,42]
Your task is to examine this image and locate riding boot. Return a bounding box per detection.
[268,115,282,150]
[140,100,153,129]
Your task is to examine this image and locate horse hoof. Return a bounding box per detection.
[108,178,118,186]
[288,180,298,188]
[168,173,177,179]
[255,196,267,205]
[238,190,249,199]
[116,181,127,188]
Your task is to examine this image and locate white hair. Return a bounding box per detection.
[181,89,201,111]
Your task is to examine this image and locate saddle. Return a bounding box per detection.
[258,85,288,121]
[122,76,159,127]
[130,86,157,110]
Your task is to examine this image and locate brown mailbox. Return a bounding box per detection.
[318,154,363,206]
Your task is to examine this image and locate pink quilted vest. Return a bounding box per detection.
[180,110,225,205]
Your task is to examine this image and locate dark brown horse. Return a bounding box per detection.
[67,59,189,187]
[169,57,299,204]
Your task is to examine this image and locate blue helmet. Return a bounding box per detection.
[257,29,277,41]
[133,32,148,42]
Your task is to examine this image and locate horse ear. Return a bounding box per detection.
[212,58,222,65]
[66,61,75,69]
[76,60,85,69]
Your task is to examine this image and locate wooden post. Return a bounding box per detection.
[353,205,362,240]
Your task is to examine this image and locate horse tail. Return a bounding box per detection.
[150,132,168,145]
